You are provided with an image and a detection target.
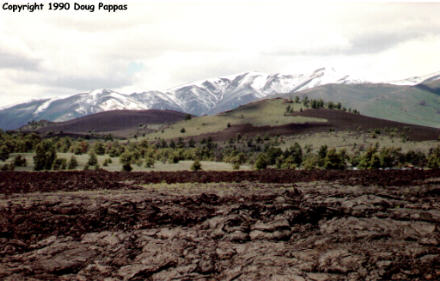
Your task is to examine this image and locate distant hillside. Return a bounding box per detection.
[147,98,440,141]
[285,80,440,128]
[24,109,189,138]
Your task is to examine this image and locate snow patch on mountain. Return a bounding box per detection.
[34,98,57,115]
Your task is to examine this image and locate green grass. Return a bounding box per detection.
[144,99,326,140]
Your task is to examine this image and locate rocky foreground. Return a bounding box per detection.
[1,178,440,280]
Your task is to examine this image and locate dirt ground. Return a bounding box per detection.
[1,170,440,280]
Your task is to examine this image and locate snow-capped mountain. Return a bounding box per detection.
[0,67,438,130]
[389,70,440,85]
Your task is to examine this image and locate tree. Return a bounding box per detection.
[0,145,10,161]
[13,155,27,167]
[52,158,67,170]
[188,138,196,148]
[317,145,328,167]
[94,141,106,155]
[180,128,186,133]
[34,140,56,170]
[120,152,133,171]
[145,156,155,168]
[191,159,202,171]
[255,154,268,170]
[288,143,303,166]
[68,155,79,169]
[169,140,176,149]
[232,161,240,170]
[427,146,440,169]
[302,154,319,170]
[87,152,98,166]
[328,102,335,110]
[323,148,346,170]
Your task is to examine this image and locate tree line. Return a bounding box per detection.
[1,129,439,171]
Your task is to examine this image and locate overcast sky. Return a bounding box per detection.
[0,0,439,107]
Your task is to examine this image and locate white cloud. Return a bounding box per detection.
[0,0,439,107]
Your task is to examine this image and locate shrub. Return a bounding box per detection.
[191,159,202,171]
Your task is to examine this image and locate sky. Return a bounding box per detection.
[0,0,439,107]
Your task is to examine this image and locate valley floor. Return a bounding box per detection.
[1,170,440,280]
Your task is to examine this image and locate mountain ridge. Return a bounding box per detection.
[0,67,439,130]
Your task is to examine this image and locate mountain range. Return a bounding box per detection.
[0,67,439,130]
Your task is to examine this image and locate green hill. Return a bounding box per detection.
[286,82,440,128]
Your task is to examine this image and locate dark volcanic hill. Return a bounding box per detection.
[25,109,188,137]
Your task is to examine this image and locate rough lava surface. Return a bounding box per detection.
[1,170,440,280]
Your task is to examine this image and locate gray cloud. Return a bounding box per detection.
[0,50,40,70]
[347,30,429,55]
[267,24,439,57]
[46,75,134,91]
